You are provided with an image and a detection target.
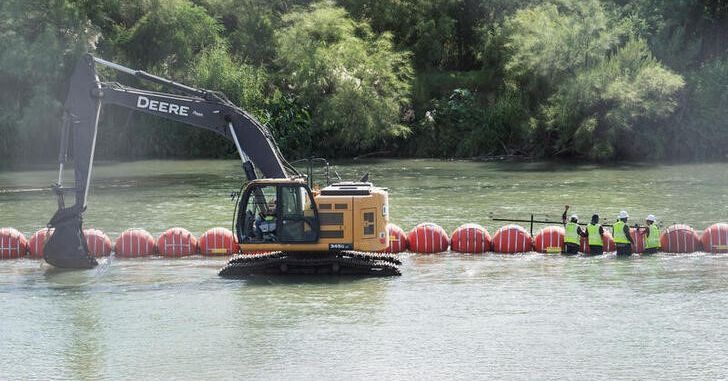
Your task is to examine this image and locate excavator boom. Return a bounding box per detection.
[45,54,292,268]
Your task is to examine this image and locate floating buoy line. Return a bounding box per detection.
[1,222,727,260]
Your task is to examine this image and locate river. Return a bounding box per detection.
[1,159,727,380]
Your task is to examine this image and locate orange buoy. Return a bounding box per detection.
[660,224,701,253]
[199,227,238,256]
[384,223,408,253]
[407,223,449,253]
[157,227,198,257]
[28,228,54,258]
[492,224,532,254]
[701,223,728,253]
[84,229,112,257]
[630,228,646,254]
[0,227,28,259]
[579,231,616,254]
[114,229,156,257]
[533,226,564,254]
[450,223,490,253]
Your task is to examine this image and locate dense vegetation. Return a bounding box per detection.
[1,0,727,165]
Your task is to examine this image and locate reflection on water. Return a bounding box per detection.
[1,159,728,380]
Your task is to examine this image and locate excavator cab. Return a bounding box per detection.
[237,180,320,244]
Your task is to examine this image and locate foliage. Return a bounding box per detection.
[0,0,87,165]
[544,39,684,159]
[0,0,727,165]
[113,0,222,72]
[275,2,413,156]
[500,0,684,160]
[670,56,728,160]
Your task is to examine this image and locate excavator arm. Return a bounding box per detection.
[45,54,293,268]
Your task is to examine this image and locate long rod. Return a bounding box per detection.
[83,100,102,209]
[93,56,207,97]
[92,56,135,75]
[491,217,616,228]
[228,122,249,165]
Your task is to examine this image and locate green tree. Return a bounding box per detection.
[275,1,413,155]
[670,56,728,160]
[113,0,222,72]
[544,39,684,159]
[501,0,684,160]
[0,0,87,165]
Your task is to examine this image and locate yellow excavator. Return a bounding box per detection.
[44,54,400,276]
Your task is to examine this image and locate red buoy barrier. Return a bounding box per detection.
[701,223,728,253]
[660,224,701,253]
[450,223,491,253]
[492,224,532,254]
[579,231,616,254]
[28,228,53,258]
[199,227,238,256]
[533,226,564,254]
[630,228,646,254]
[114,229,156,258]
[384,223,408,253]
[408,223,449,253]
[84,229,112,257]
[0,227,28,259]
[157,227,198,257]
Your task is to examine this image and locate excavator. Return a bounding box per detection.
[44,54,401,277]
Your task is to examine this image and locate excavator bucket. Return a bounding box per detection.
[44,208,98,269]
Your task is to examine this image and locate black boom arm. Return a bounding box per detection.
[44,54,291,268]
[57,54,289,212]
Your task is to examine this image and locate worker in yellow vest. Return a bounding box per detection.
[563,214,586,255]
[613,210,634,256]
[641,214,661,255]
[584,214,605,255]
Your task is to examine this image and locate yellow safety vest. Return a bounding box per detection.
[587,223,602,246]
[645,224,660,249]
[613,220,630,244]
[565,222,580,244]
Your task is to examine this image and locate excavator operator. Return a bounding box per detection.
[256,200,277,242]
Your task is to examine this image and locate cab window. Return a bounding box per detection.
[277,185,318,242]
[239,184,318,244]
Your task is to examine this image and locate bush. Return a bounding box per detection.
[275,1,413,156]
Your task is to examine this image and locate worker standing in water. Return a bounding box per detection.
[642,214,661,255]
[584,214,605,255]
[613,211,634,256]
[562,206,586,255]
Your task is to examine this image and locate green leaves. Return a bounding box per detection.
[114,0,222,72]
[0,0,725,163]
[0,0,87,164]
[275,1,413,155]
[500,0,684,160]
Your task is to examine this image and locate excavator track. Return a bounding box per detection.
[218,250,401,278]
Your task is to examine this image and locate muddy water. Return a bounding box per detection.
[1,159,727,380]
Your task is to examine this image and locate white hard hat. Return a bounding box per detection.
[618,210,629,219]
[571,214,578,220]
[646,214,656,222]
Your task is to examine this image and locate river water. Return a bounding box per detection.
[1,159,727,380]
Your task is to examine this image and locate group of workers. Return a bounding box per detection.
[561,206,661,256]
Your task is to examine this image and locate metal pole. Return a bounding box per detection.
[491,217,618,228]
[82,100,103,209]
[530,214,534,237]
[228,122,249,165]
